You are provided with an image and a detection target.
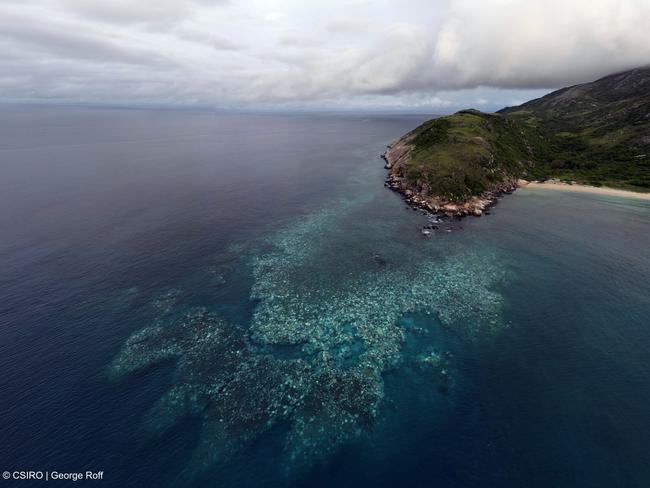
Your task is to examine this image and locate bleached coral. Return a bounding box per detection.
[109,201,508,477]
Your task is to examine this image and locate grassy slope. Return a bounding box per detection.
[501,103,650,189]
[404,109,546,201]
[500,68,650,190]
[403,68,650,199]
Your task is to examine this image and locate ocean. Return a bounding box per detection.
[1,106,649,487]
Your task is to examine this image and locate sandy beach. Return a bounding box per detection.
[519,181,650,201]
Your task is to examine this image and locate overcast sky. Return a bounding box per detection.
[1,0,649,111]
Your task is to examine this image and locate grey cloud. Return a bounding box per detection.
[324,19,369,34]
[59,0,228,24]
[424,0,650,90]
[172,27,246,51]
[0,11,174,68]
[1,0,649,109]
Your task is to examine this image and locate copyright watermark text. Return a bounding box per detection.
[3,471,104,482]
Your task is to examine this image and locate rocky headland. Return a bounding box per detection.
[382,133,519,218]
[383,66,650,219]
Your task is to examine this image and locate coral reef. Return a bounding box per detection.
[109,203,508,477]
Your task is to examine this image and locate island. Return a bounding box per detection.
[383,66,650,217]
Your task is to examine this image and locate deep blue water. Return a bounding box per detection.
[1,106,649,487]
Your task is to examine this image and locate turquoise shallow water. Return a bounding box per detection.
[1,107,649,487]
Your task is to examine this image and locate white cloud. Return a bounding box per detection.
[428,96,452,107]
[324,18,369,34]
[427,0,650,89]
[0,0,648,108]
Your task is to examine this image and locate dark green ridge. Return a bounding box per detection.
[403,66,650,200]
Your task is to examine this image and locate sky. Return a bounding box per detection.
[1,0,649,112]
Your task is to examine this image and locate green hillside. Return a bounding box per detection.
[403,109,546,200]
[398,67,650,201]
[500,66,650,189]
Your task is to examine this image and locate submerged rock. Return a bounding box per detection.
[372,253,387,267]
[417,350,452,395]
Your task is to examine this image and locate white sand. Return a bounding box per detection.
[519,181,650,201]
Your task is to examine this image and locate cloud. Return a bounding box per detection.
[172,27,246,51]
[0,0,649,108]
[427,96,452,107]
[60,0,229,24]
[0,11,172,67]
[324,18,369,34]
[427,0,650,90]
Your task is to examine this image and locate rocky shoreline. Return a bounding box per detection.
[382,135,519,218]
